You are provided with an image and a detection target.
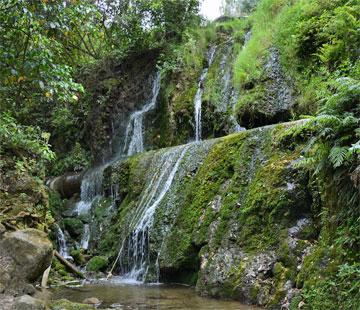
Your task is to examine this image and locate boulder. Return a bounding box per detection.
[48,172,83,199]
[83,297,101,306]
[0,229,53,292]
[13,295,45,310]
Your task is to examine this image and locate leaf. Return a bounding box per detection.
[329,146,348,168]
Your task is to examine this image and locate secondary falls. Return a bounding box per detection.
[115,145,189,281]
[55,224,71,259]
[123,72,161,156]
[111,140,214,282]
[75,167,104,215]
[81,224,90,250]
[194,46,216,141]
[71,72,161,251]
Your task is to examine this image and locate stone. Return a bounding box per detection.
[13,295,45,310]
[23,284,36,296]
[0,294,15,310]
[0,229,53,291]
[83,297,101,306]
[0,223,6,236]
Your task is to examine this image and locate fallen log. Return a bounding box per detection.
[54,250,86,279]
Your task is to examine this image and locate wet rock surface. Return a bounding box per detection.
[237,48,295,129]
[87,122,316,308]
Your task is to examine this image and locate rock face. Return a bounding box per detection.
[83,120,317,308]
[0,229,53,293]
[48,172,83,199]
[236,48,295,129]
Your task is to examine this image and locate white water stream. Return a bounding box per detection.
[80,224,90,250]
[123,72,161,156]
[55,224,71,259]
[194,46,216,141]
[114,144,190,282]
[73,72,161,250]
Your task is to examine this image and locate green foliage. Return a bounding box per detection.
[101,0,200,58]
[51,142,90,175]
[0,0,89,112]
[233,0,287,85]
[0,113,55,175]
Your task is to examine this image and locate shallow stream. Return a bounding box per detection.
[52,282,260,309]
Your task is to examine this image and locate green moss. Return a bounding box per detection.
[48,257,77,285]
[86,256,108,272]
[250,283,260,301]
[62,218,84,238]
[70,249,86,265]
[51,299,93,310]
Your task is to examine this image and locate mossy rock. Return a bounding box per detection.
[70,249,86,265]
[86,256,108,272]
[62,218,84,238]
[51,299,93,310]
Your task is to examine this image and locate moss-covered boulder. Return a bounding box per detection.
[93,120,317,308]
[62,218,84,238]
[86,256,108,272]
[51,299,94,310]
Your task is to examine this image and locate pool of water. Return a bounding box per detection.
[52,280,260,309]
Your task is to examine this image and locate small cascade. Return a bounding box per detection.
[81,224,90,250]
[229,89,245,133]
[123,72,161,156]
[75,167,104,215]
[114,144,191,282]
[244,30,252,46]
[194,46,217,141]
[225,31,253,133]
[75,72,161,218]
[69,71,161,257]
[55,224,71,259]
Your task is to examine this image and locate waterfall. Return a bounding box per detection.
[75,167,104,215]
[55,224,71,259]
[123,72,161,156]
[194,46,217,141]
[225,32,252,133]
[115,144,191,282]
[75,73,161,216]
[71,72,161,257]
[81,224,90,250]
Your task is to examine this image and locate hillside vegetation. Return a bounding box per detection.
[0,0,359,309]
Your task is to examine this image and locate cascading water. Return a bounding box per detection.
[73,72,161,253]
[123,72,161,156]
[112,144,191,282]
[55,224,71,259]
[75,167,104,215]
[81,224,90,250]
[194,46,217,141]
[225,31,252,133]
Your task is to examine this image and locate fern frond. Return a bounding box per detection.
[329,146,348,168]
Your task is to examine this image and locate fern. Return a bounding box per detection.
[329,146,349,168]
